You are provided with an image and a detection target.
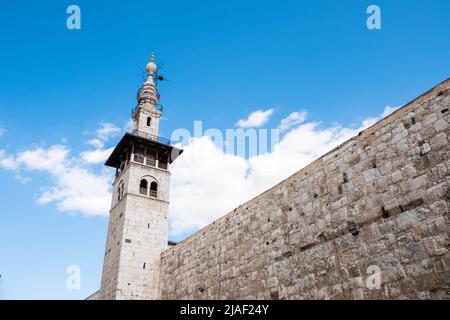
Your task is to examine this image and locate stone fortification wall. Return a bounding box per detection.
[160,79,450,299]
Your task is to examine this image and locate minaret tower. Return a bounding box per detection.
[99,53,182,300]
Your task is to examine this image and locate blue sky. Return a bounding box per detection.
[0,0,449,299]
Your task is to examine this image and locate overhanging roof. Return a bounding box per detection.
[105,132,183,168]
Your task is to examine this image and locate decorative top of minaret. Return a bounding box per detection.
[137,51,160,106]
[146,51,157,77]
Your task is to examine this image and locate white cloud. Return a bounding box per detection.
[0,150,18,170]
[170,137,250,233]
[236,109,274,128]
[36,164,111,215]
[87,138,104,149]
[361,117,378,129]
[80,147,114,164]
[81,122,122,164]
[11,145,112,216]
[96,122,121,141]
[360,105,400,130]
[0,122,122,216]
[0,105,400,228]
[0,128,6,137]
[170,123,356,235]
[17,145,69,172]
[169,106,392,236]
[277,110,307,132]
[0,121,118,216]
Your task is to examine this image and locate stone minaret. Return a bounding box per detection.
[99,53,182,300]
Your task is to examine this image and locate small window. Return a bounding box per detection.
[147,117,151,127]
[150,181,158,198]
[139,179,148,195]
[117,181,124,201]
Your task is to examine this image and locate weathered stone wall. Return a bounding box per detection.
[159,79,450,300]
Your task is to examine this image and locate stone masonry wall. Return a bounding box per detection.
[160,79,450,299]
[100,161,171,300]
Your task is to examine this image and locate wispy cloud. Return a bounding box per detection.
[95,122,121,141]
[4,144,112,216]
[81,122,120,164]
[81,147,115,164]
[277,110,307,132]
[236,109,274,128]
[360,105,400,130]
[87,138,104,149]
[0,149,18,170]
[0,123,119,216]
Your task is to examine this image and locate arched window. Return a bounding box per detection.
[150,181,158,198]
[147,117,151,127]
[139,179,148,195]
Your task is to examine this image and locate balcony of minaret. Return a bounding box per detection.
[111,131,172,181]
[130,129,169,144]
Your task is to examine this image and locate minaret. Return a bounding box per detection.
[132,52,162,138]
[99,53,182,300]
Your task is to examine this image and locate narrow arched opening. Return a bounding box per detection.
[150,181,158,198]
[139,179,148,195]
[118,181,124,201]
